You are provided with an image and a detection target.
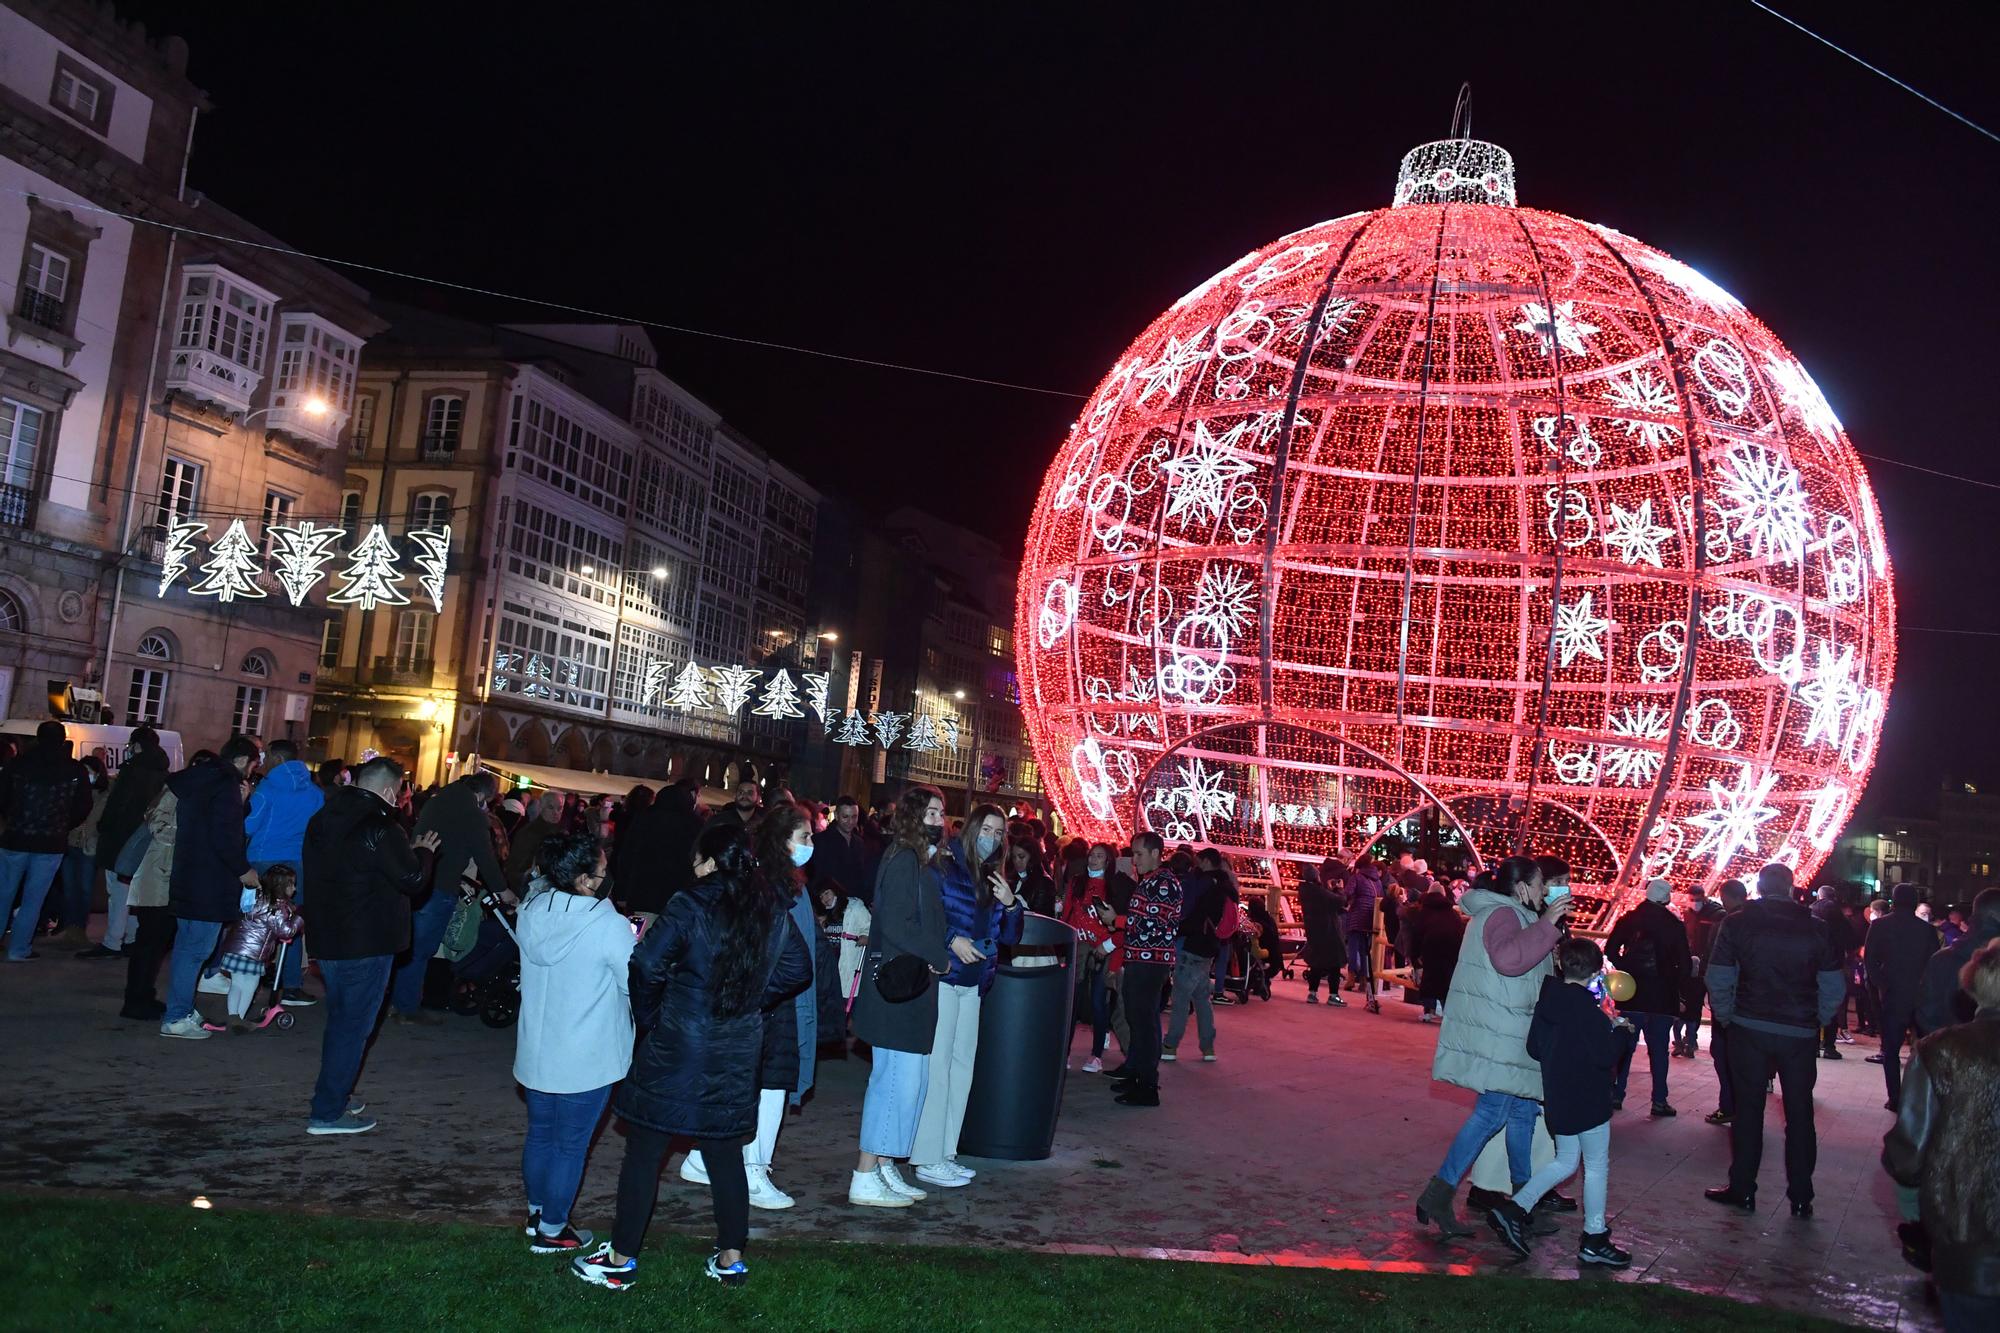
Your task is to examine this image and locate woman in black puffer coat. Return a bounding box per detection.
[573,824,811,1291]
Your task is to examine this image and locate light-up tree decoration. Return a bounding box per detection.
[1016,138,1896,902]
[188,519,267,602]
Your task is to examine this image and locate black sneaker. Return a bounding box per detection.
[705,1251,748,1286]
[75,944,121,960]
[1705,1109,1733,1126]
[530,1224,593,1254]
[280,989,318,1008]
[1578,1231,1632,1267]
[1326,992,1347,1007]
[572,1242,637,1290]
[1485,1200,1533,1257]
[1651,1101,1678,1118]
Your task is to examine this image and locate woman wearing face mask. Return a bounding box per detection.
[908,803,1022,1188]
[682,802,818,1210]
[1061,852,1125,1072]
[1008,839,1057,918]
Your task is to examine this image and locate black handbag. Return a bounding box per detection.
[874,952,932,1004]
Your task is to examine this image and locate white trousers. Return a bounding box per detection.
[910,982,980,1168]
[225,968,261,1018]
[687,1087,788,1174]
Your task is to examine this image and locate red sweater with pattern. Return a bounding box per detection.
[1121,868,1183,967]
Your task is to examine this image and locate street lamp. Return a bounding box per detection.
[238,396,331,427]
[651,566,668,578]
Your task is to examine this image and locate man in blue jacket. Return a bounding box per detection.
[161,735,263,1039]
[246,739,323,1006]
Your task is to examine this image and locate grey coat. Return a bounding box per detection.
[850,844,953,1054]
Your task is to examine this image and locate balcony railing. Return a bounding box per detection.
[420,432,460,461]
[370,656,435,687]
[165,345,262,414]
[14,287,63,330]
[0,482,33,527]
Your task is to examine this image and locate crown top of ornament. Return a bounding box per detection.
[1393,83,1517,208]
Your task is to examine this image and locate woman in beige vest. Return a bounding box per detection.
[1414,856,1571,1237]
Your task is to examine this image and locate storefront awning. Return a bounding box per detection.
[479,759,727,808]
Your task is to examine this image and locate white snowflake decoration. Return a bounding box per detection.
[1277,295,1360,346]
[266,521,344,606]
[1135,330,1211,407]
[1551,592,1611,668]
[188,519,266,603]
[871,711,908,749]
[904,714,942,751]
[158,519,206,596]
[831,710,874,745]
[408,527,450,612]
[1159,420,1254,529]
[1514,300,1599,358]
[803,672,830,725]
[1796,639,1861,750]
[1600,702,1670,787]
[1685,764,1781,866]
[1600,500,1673,569]
[666,661,712,711]
[710,664,761,715]
[1715,445,1811,567]
[1186,563,1257,645]
[1765,357,1841,445]
[1158,757,1236,829]
[1601,369,1681,450]
[752,669,806,721]
[328,524,411,610]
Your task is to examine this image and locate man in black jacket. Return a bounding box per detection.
[392,771,507,1024]
[1866,883,1941,1110]
[159,736,261,1038]
[303,757,439,1135]
[1703,862,1846,1216]
[1608,878,1693,1116]
[1811,885,1861,1056]
[808,795,876,909]
[616,780,704,921]
[0,721,94,962]
[1917,888,2000,1036]
[77,727,170,959]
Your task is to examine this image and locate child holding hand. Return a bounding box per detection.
[1486,937,1633,1267]
[217,864,304,1034]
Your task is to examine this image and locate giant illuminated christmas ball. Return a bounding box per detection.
[1017,139,1895,902]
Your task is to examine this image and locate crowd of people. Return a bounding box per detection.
[1,721,1995,1321]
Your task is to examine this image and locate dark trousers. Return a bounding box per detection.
[1615,1011,1675,1105]
[614,1124,747,1257]
[1121,961,1170,1090]
[1725,1025,1819,1204]
[1880,1008,1916,1106]
[1711,1024,1735,1114]
[122,906,175,1007]
[310,955,393,1123]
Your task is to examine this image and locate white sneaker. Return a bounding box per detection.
[848,1168,912,1208]
[1082,1057,1104,1074]
[945,1158,977,1181]
[745,1163,794,1210]
[197,972,230,996]
[876,1162,927,1200]
[679,1152,710,1185]
[159,1014,210,1040]
[1160,1049,1178,1062]
[914,1162,970,1189]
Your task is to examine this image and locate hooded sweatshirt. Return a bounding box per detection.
[246,760,324,864]
[513,883,636,1094]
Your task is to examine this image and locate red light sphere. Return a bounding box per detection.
[1016,140,1895,905]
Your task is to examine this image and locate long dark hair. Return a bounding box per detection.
[960,802,1006,912]
[700,823,775,1019]
[890,784,942,854]
[754,800,812,901]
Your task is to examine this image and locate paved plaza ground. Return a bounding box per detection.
[0,944,1937,1329]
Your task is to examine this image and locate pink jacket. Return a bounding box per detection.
[221,896,303,965]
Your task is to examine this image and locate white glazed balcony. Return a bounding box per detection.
[165,346,263,415]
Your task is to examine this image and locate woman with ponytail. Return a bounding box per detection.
[681,802,819,1210]
[572,823,811,1292]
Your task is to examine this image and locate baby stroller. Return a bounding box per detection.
[446,887,522,1028]
[1223,915,1274,1003]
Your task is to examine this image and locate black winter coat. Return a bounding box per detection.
[808,825,877,909]
[617,798,702,912]
[1526,975,1620,1135]
[1709,898,1842,1033]
[1919,924,2000,1035]
[1298,878,1345,972]
[303,786,436,960]
[850,845,953,1054]
[1607,900,1692,1016]
[95,745,168,873]
[166,758,252,922]
[413,776,508,901]
[617,877,811,1138]
[1405,893,1465,1005]
[1865,909,1941,1021]
[0,739,93,855]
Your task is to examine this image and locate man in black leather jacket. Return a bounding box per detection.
[1703,862,1845,1216]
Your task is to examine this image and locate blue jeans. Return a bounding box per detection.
[523,1085,611,1231]
[389,887,455,1013]
[1211,939,1234,994]
[859,1047,929,1158]
[1614,1011,1675,1105]
[1346,930,1373,984]
[252,861,304,990]
[60,848,96,929]
[0,849,63,958]
[1437,1090,1542,1187]
[164,918,224,1022]
[310,955,393,1123]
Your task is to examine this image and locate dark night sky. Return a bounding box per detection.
[121,1,1999,814]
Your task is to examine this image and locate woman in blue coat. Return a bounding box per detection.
[683,802,818,1210]
[573,824,811,1291]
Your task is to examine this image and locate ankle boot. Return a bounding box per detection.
[1414,1176,1474,1238]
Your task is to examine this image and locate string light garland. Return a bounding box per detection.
[1016,138,1896,903]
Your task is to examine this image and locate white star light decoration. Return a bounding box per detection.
[1514,300,1598,358]
[266,522,345,606]
[1796,639,1862,750]
[1600,702,1670,787]
[1159,421,1254,529]
[1551,592,1611,667]
[1601,369,1680,450]
[1187,563,1257,644]
[1162,757,1235,824]
[1135,330,1211,406]
[1600,500,1673,568]
[1684,763,1781,866]
[1715,444,1812,566]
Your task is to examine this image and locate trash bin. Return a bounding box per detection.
[956,912,1078,1161]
